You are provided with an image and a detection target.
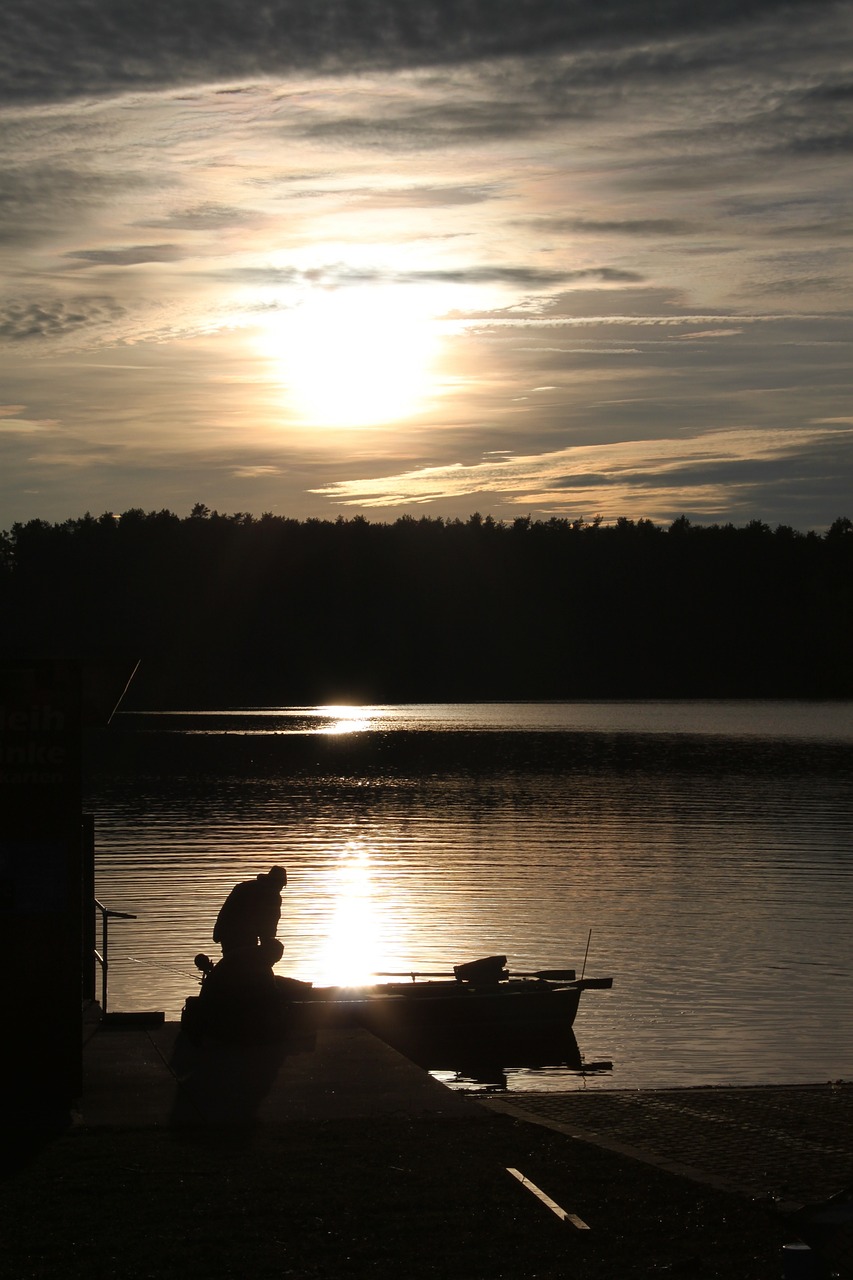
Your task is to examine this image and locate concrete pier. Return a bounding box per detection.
[80,1020,482,1126]
[1,1022,850,1279]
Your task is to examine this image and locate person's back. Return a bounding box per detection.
[213,865,287,954]
[213,879,261,952]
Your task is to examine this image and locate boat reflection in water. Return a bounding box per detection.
[371,1022,613,1093]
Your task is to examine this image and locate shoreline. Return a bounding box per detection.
[83,723,853,781]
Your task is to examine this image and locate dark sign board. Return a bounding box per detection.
[1,660,83,1109]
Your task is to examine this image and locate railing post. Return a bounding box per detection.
[93,899,136,1016]
[82,816,96,1001]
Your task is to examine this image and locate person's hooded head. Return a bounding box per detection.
[267,865,287,890]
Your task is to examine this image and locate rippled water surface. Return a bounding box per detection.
[85,702,853,1092]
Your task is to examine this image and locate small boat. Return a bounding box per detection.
[181,953,613,1052]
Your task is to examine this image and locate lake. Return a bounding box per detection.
[83,701,853,1093]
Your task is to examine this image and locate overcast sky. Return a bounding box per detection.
[1,0,851,530]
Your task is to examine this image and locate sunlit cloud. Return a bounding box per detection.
[677,329,743,340]
[232,464,284,478]
[454,311,834,330]
[354,182,501,207]
[0,412,59,433]
[312,426,853,523]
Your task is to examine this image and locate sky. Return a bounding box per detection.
[1,0,851,531]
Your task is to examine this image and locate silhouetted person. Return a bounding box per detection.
[213,865,287,955]
[197,938,285,1041]
[202,937,284,1004]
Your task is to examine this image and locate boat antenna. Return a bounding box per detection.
[581,928,592,980]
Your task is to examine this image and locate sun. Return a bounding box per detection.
[267,287,438,427]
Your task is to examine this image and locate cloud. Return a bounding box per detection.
[295,98,562,149]
[137,203,258,230]
[353,183,500,208]
[0,297,126,342]
[443,278,845,329]
[0,167,113,248]
[0,414,59,433]
[214,263,644,291]
[677,329,742,340]
[311,425,853,522]
[1,1,835,104]
[65,244,187,266]
[232,465,284,478]
[0,158,169,250]
[756,275,842,295]
[452,311,806,330]
[523,217,695,237]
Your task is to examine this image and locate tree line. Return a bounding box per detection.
[2,506,851,706]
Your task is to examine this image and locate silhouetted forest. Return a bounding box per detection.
[2,507,852,707]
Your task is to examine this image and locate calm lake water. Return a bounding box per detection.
[84,701,853,1093]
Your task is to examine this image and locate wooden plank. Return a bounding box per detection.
[506,1168,590,1229]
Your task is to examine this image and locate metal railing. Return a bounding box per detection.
[93,898,136,1015]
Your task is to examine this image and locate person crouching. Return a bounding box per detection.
[198,937,285,1042]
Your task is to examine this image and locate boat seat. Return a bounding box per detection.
[453,955,508,987]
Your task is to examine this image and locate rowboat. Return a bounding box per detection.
[180,953,613,1059]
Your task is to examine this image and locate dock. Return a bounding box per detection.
[2,1021,851,1278]
[79,1017,482,1127]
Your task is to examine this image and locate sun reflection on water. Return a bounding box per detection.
[310,841,382,986]
[316,704,380,735]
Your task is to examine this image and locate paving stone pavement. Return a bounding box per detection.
[482,1082,853,1205]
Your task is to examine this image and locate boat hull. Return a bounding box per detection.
[355,983,582,1039]
[181,975,609,1055]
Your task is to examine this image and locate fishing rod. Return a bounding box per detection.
[123,954,202,977]
[581,928,592,981]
